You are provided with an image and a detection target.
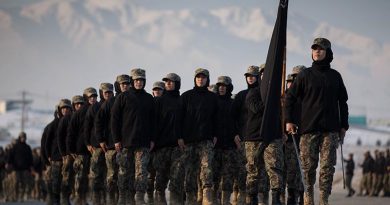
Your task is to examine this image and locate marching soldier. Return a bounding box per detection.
[285,38,349,205]
[111,68,155,205]
[95,75,131,205]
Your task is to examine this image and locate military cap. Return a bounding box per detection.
[292,65,306,75]
[130,68,146,80]
[162,73,181,82]
[58,99,72,109]
[116,74,131,84]
[208,84,218,94]
[311,37,331,50]
[72,95,84,104]
[152,81,165,90]
[83,87,98,97]
[286,74,294,82]
[216,76,232,86]
[245,65,260,76]
[100,83,114,93]
[194,68,210,77]
[18,131,26,139]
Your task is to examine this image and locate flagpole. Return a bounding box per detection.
[281,47,287,96]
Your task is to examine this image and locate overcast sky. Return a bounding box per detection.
[0,0,389,119]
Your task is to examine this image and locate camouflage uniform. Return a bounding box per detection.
[73,155,90,205]
[245,140,283,196]
[213,149,239,194]
[105,150,118,204]
[50,161,63,203]
[43,165,53,204]
[89,147,106,205]
[61,155,74,205]
[299,132,339,204]
[116,148,135,205]
[183,140,214,198]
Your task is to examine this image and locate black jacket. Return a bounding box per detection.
[67,105,90,155]
[57,114,71,156]
[111,88,155,148]
[344,158,355,176]
[180,86,218,144]
[231,82,258,140]
[41,122,52,165]
[84,102,102,148]
[245,84,266,141]
[284,64,349,134]
[8,140,33,171]
[215,94,236,149]
[154,90,181,149]
[374,156,386,174]
[44,117,62,161]
[361,156,375,174]
[95,97,116,149]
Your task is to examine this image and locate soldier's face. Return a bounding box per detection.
[74,103,83,111]
[218,85,227,96]
[312,46,326,61]
[165,80,175,91]
[153,88,163,97]
[195,74,207,87]
[103,91,113,100]
[246,76,257,85]
[120,82,130,92]
[134,79,144,90]
[88,95,97,105]
[61,107,72,116]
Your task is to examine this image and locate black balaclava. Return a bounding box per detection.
[312,48,333,67]
[245,75,259,89]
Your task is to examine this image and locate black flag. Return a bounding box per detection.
[260,0,289,142]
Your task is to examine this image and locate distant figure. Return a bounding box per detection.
[383,149,390,197]
[358,151,374,196]
[6,132,33,202]
[344,153,356,197]
[357,138,362,146]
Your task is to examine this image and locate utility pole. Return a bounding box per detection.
[21,90,27,132]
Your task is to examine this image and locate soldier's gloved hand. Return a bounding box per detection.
[234,135,241,150]
[339,128,346,145]
[178,139,186,151]
[286,123,297,134]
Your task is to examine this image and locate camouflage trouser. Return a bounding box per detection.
[147,153,156,194]
[233,142,247,192]
[4,171,16,201]
[50,160,63,200]
[383,172,390,195]
[300,132,338,195]
[245,139,283,195]
[105,150,118,194]
[152,146,184,193]
[14,170,32,201]
[43,166,52,202]
[90,148,106,192]
[284,141,302,190]
[117,147,150,193]
[182,140,214,194]
[213,149,239,192]
[359,173,372,195]
[167,147,185,194]
[73,155,90,201]
[372,174,384,195]
[61,155,75,196]
[0,170,4,199]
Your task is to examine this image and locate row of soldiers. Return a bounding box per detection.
[2,37,349,205]
[358,149,390,197]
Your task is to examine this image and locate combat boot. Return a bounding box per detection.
[231,191,238,205]
[303,186,314,205]
[146,191,154,204]
[258,192,267,205]
[245,194,258,205]
[155,191,167,205]
[221,191,232,205]
[135,192,146,205]
[319,191,329,205]
[202,187,214,205]
[287,188,297,205]
[197,188,203,204]
[117,191,126,205]
[236,191,246,205]
[60,192,71,205]
[271,189,282,205]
